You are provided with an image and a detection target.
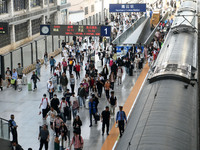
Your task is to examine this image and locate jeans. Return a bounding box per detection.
[49,92,54,100]
[33,81,37,89]
[71,84,75,93]
[118,120,125,137]
[60,112,66,123]
[97,88,102,98]
[37,68,41,76]
[78,96,85,107]
[102,121,109,134]
[50,65,55,73]
[72,109,78,118]
[105,90,109,100]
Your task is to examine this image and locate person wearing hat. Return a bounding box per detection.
[116,106,127,137]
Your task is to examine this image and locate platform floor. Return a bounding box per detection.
[0,52,141,150]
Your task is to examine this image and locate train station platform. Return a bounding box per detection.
[0,51,144,150]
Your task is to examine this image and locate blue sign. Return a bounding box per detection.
[101,26,111,37]
[109,4,146,12]
[116,46,132,53]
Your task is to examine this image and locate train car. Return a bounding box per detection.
[115,0,199,150]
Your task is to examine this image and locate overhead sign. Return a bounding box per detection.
[40,25,111,37]
[0,22,9,34]
[109,4,146,12]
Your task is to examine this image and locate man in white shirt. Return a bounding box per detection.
[39,94,49,122]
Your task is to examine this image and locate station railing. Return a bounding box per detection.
[0,117,10,141]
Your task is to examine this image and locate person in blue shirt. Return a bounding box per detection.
[12,69,18,90]
[116,106,127,137]
[89,98,97,127]
[9,114,18,144]
[49,56,56,74]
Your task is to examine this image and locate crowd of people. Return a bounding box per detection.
[2,3,176,149]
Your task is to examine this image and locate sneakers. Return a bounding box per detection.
[89,125,92,127]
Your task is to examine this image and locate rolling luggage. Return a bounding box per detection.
[28,82,32,91]
[95,113,100,121]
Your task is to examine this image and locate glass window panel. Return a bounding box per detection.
[37,38,45,60]
[22,45,32,68]
[0,0,8,14]
[12,49,21,69]
[14,0,26,11]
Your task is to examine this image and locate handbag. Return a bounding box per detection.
[11,79,15,84]
[95,113,100,121]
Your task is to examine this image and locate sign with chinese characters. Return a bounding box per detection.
[0,22,9,34]
[40,25,111,37]
[109,4,146,12]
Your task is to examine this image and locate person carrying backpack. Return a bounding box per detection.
[70,130,84,150]
[39,94,50,124]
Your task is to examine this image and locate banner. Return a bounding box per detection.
[109,4,146,12]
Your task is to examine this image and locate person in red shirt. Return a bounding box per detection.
[75,62,81,79]
[62,58,68,74]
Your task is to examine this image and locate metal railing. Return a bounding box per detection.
[0,117,10,140]
[112,16,147,46]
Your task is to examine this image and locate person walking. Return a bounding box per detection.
[54,115,63,137]
[70,74,75,94]
[44,52,48,69]
[109,91,117,117]
[16,63,23,79]
[59,97,68,122]
[31,71,40,91]
[116,106,127,137]
[104,80,111,100]
[60,72,68,92]
[78,83,86,107]
[62,58,68,74]
[109,72,115,90]
[9,114,18,144]
[39,94,50,124]
[46,107,57,130]
[36,60,41,76]
[50,56,56,73]
[48,81,54,100]
[117,66,123,85]
[75,62,81,79]
[38,124,50,150]
[89,98,97,127]
[71,93,79,118]
[58,131,68,150]
[101,106,110,135]
[73,115,82,135]
[70,130,84,150]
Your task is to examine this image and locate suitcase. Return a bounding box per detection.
[139,61,143,69]
[22,76,27,85]
[28,82,32,91]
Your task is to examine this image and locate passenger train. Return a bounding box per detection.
[115,0,199,150]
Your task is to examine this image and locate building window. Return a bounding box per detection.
[0,27,11,48]
[91,4,94,13]
[85,7,88,15]
[44,0,54,5]
[0,0,7,14]
[30,0,40,8]
[15,22,28,42]
[61,0,67,5]
[14,0,26,11]
[32,18,42,35]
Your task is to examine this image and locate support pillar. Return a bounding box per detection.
[10,25,15,44]
[8,0,14,17]
[28,19,32,37]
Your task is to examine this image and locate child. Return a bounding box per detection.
[17,78,22,92]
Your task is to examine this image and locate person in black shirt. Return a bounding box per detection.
[101,106,110,135]
[50,94,60,113]
[73,115,82,135]
[109,91,117,116]
[31,71,40,90]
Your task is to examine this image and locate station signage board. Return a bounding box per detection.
[109,4,146,12]
[0,22,9,34]
[40,25,111,37]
